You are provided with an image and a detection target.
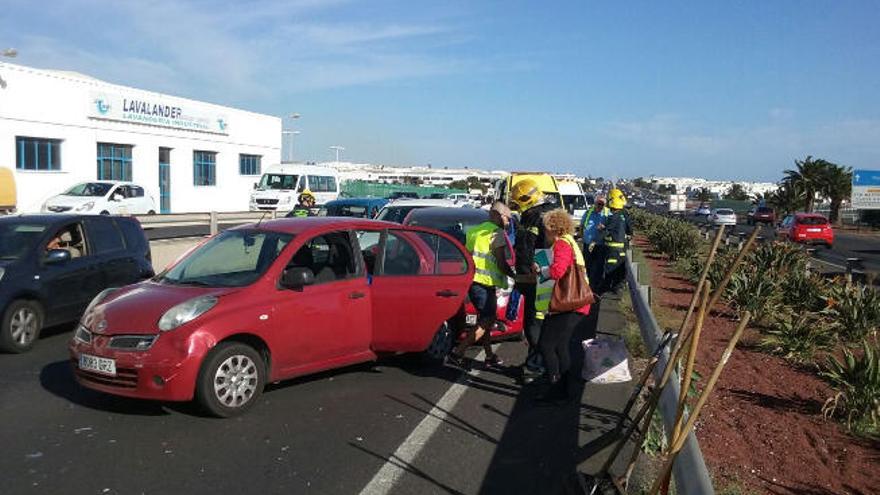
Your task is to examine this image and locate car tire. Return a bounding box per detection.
[147,210,156,215]
[422,321,455,363]
[825,243,833,250]
[99,210,110,216]
[0,299,44,353]
[195,342,266,418]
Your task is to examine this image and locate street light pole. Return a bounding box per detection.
[282,113,301,163]
[329,146,345,163]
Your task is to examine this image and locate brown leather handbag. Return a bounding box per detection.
[549,245,594,313]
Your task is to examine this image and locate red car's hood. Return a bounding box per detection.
[84,281,240,336]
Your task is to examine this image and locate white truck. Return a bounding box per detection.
[558,180,588,227]
[668,194,687,213]
[249,164,340,213]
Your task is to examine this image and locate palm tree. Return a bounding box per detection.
[820,164,852,226]
[784,156,829,212]
[769,178,805,216]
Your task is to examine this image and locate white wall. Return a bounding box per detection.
[0,62,281,212]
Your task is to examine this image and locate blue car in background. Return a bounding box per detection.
[318,198,389,219]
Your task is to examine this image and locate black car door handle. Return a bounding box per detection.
[435,290,458,298]
[349,291,366,299]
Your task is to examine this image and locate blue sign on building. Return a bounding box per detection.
[852,169,880,210]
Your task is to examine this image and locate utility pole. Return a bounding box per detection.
[282,113,301,163]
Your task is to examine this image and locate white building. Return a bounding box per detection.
[0,62,281,213]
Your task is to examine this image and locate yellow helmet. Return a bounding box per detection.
[609,195,626,209]
[298,189,316,203]
[509,178,544,211]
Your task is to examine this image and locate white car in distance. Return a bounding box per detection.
[42,181,157,215]
[712,208,737,226]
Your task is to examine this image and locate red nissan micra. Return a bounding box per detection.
[69,218,472,417]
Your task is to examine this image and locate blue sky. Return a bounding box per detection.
[3,0,879,181]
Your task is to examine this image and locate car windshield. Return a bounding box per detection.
[259,174,299,190]
[563,195,587,210]
[326,204,369,218]
[157,229,293,287]
[64,182,113,197]
[0,222,47,260]
[716,209,734,215]
[376,205,425,223]
[757,207,773,213]
[799,216,828,226]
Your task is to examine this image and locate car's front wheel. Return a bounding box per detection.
[195,342,266,417]
[423,321,455,363]
[0,299,44,353]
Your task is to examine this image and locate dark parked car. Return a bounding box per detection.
[748,206,776,225]
[316,198,388,219]
[0,215,154,352]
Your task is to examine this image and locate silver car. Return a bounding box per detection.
[712,208,737,226]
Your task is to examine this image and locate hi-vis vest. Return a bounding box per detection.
[466,222,509,289]
[535,234,587,319]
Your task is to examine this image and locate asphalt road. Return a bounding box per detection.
[0,297,637,495]
[665,210,880,276]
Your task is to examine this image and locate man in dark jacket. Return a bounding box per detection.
[510,178,557,383]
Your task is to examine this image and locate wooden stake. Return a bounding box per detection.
[677,225,725,337]
[647,312,753,495]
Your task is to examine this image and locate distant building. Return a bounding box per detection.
[0,62,281,213]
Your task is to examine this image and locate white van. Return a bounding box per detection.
[249,164,340,212]
[558,180,588,226]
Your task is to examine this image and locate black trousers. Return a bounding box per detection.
[539,312,587,378]
[585,243,607,293]
[515,282,544,372]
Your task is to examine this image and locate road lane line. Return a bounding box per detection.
[358,349,489,495]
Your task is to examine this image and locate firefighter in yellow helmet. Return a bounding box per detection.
[288,189,316,218]
[509,178,557,383]
[601,192,631,296]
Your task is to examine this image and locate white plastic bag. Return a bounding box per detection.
[582,337,632,384]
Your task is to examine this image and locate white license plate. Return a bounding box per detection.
[79,354,116,376]
[807,228,822,232]
[465,314,478,325]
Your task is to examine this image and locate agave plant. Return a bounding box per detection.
[780,268,831,314]
[758,313,836,363]
[823,284,880,343]
[821,340,880,436]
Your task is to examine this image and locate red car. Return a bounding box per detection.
[776,213,834,248]
[402,207,524,342]
[748,206,776,225]
[69,218,472,417]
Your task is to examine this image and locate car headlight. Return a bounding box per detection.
[279,196,291,204]
[158,295,218,331]
[76,201,95,211]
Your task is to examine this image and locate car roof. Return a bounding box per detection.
[405,207,489,223]
[325,198,388,207]
[230,217,402,236]
[795,213,828,219]
[0,213,103,225]
[383,198,462,207]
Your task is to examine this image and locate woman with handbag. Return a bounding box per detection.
[535,209,593,404]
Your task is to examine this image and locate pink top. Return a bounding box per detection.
[550,239,591,316]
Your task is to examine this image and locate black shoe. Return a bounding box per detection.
[447,352,469,369]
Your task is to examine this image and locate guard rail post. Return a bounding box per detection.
[846,258,862,285]
[805,248,816,276]
[209,211,219,235]
[625,253,714,495]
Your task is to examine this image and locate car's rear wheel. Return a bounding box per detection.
[147,210,156,215]
[0,300,44,353]
[195,342,265,417]
[99,210,110,215]
[423,321,455,363]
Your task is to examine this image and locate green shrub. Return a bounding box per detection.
[823,284,880,343]
[779,268,831,314]
[821,340,880,436]
[758,313,836,363]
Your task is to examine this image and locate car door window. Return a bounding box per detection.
[85,218,125,255]
[355,230,382,275]
[287,231,360,285]
[45,223,88,258]
[414,232,468,275]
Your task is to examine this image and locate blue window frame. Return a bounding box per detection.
[96,143,133,181]
[193,150,217,186]
[16,136,61,171]
[239,154,261,176]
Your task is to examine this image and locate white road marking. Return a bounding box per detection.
[358,349,490,495]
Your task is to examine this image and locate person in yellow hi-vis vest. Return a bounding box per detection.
[449,202,515,368]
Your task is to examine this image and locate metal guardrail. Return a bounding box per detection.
[134,211,281,240]
[625,252,715,495]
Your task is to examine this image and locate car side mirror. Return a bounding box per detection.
[280,267,315,291]
[253,183,258,190]
[45,249,71,264]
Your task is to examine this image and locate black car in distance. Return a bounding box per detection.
[0,215,154,352]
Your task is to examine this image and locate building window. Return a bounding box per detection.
[96,143,133,181]
[193,150,216,186]
[16,137,61,171]
[239,154,261,176]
